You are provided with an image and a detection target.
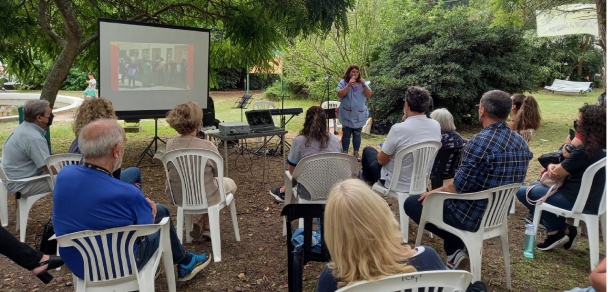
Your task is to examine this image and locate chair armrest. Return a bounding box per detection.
[6,174,52,184]
[49,234,57,240]
[284,171,294,204]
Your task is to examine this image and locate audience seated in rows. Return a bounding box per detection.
[516,104,606,251]
[404,90,532,269]
[507,94,541,143]
[53,119,211,282]
[68,98,142,188]
[164,101,237,240]
[316,179,447,292]
[360,86,441,192]
[269,106,342,202]
[430,108,464,176]
[1,100,53,197]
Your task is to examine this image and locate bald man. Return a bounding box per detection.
[52,119,210,282]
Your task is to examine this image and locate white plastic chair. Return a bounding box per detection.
[52,217,176,292]
[0,163,52,241]
[320,101,342,134]
[415,183,522,289]
[162,148,240,262]
[335,270,473,292]
[372,140,441,243]
[45,153,83,187]
[532,157,606,271]
[283,153,359,235]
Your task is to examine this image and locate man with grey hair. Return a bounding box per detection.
[404,90,532,270]
[52,119,211,282]
[1,99,54,197]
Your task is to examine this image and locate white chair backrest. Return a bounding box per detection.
[292,153,359,201]
[54,217,168,283]
[335,270,473,292]
[46,153,83,175]
[386,140,441,194]
[480,183,522,229]
[321,101,341,109]
[253,100,277,110]
[162,149,226,209]
[0,162,8,182]
[571,157,606,215]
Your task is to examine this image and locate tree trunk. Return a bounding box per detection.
[40,44,81,108]
[597,0,606,89]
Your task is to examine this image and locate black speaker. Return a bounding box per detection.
[203,96,215,127]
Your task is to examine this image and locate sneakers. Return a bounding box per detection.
[446,249,469,270]
[269,188,285,203]
[178,252,211,282]
[563,225,581,250]
[189,223,211,241]
[537,232,568,251]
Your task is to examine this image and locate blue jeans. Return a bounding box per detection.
[136,204,187,270]
[341,126,362,152]
[403,195,466,256]
[120,167,142,187]
[516,182,574,233]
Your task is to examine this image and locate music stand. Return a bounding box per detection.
[233,93,253,122]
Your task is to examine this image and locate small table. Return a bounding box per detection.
[207,129,288,182]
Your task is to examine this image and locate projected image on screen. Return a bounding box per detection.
[112,42,194,91]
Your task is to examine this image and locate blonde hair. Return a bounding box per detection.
[166,102,203,135]
[325,179,416,288]
[72,98,117,136]
[430,108,456,133]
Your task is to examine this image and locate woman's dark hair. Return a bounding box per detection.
[578,104,606,157]
[511,94,526,111]
[342,64,361,84]
[513,95,541,130]
[300,106,329,148]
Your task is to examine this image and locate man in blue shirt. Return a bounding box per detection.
[53,119,210,282]
[404,90,532,270]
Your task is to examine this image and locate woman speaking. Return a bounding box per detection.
[336,64,372,158]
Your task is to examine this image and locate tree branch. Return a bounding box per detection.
[79,33,99,51]
[37,0,66,46]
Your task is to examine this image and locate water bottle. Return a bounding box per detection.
[524,224,535,258]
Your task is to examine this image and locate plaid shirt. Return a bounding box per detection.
[446,122,532,232]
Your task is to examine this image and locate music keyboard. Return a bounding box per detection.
[268,108,303,116]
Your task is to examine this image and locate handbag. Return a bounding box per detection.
[35,219,57,255]
[537,150,563,169]
[525,164,565,205]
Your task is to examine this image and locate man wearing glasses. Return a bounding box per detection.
[2,99,54,198]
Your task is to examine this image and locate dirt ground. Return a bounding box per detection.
[0,91,600,292]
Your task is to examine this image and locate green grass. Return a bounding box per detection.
[0,89,604,291]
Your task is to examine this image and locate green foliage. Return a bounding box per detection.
[282,0,414,100]
[368,7,536,125]
[61,68,89,91]
[263,80,308,100]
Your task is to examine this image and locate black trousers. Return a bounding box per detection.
[361,146,383,183]
[0,225,43,270]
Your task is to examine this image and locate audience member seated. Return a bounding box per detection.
[517,104,605,251]
[507,94,541,143]
[360,86,441,191]
[0,225,64,283]
[53,119,211,282]
[165,101,237,240]
[316,179,446,292]
[69,98,142,188]
[269,106,342,202]
[562,92,605,157]
[404,90,532,269]
[1,99,53,197]
[430,108,464,176]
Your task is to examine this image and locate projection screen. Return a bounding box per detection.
[98,19,210,119]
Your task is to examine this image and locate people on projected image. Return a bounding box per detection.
[169,60,177,85]
[156,57,166,86]
[141,59,153,87]
[119,58,127,84]
[115,53,189,90]
[127,58,138,87]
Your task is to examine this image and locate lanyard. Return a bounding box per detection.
[82,162,112,177]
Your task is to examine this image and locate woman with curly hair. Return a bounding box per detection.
[317,179,446,291]
[507,94,541,143]
[516,104,606,251]
[268,106,342,202]
[336,64,372,158]
[165,101,237,240]
[68,98,142,187]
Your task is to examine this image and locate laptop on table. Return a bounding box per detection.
[245,110,283,132]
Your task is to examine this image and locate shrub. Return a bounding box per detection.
[368,7,536,125]
[61,68,89,91]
